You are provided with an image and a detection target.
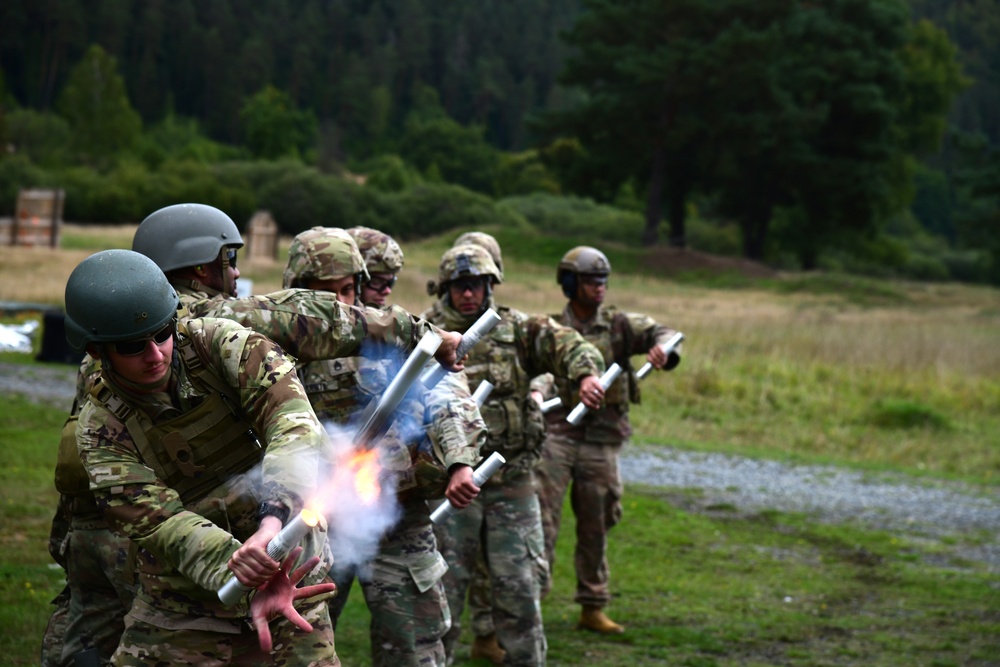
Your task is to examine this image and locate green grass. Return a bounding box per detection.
[2,388,997,666]
[1,225,999,665]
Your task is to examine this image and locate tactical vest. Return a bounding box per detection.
[463,306,546,469]
[555,308,639,409]
[88,332,263,505]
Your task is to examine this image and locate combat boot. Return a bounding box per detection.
[578,605,625,634]
[470,632,506,664]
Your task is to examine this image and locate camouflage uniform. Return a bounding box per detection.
[302,354,484,667]
[284,225,486,667]
[538,303,680,609]
[43,286,438,665]
[77,317,337,666]
[43,357,138,667]
[422,247,604,667]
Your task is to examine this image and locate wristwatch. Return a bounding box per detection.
[257,501,289,526]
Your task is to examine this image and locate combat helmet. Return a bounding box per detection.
[283,226,368,289]
[453,231,504,282]
[347,226,404,274]
[65,249,179,352]
[436,244,502,297]
[557,246,611,299]
[132,203,243,272]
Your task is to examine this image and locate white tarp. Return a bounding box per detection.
[0,320,39,353]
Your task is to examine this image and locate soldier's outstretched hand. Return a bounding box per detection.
[250,546,338,653]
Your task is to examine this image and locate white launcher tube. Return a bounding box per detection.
[430,451,506,524]
[635,332,685,380]
[472,380,494,407]
[354,331,442,447]
[539,396,563,414]
[419,309,502,389]
[218,508,321,606]
[566,363,623,426]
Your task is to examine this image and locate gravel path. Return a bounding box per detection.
[4,360,998,571]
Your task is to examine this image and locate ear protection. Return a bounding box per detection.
[559,270,577,299]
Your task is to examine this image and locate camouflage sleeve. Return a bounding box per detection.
[625,311,682,369]
[425,371,485,469]
[529,372,556,398]
[520,314,606,381]
[77,401,242,591]
[187,288,440,365]
[191,318,325,511]
[73,354,102,411]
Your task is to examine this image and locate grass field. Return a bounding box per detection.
[1,224,998,665]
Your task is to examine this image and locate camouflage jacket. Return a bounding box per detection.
[297,350,485,500]
[543,302,680,444]
[174,281,441,364]
[76,317,329,629]
[421,297,604,478]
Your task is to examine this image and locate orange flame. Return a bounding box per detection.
[347,448,381,505]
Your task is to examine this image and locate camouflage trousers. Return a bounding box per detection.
[40,523,137,667]
[535,434,624,607]
[468,549,495,638]
[434,471,548,667]
[329,502,450,667]
[112,600,338,666]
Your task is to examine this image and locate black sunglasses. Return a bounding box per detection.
[224,248,238,269]
[113,322,174,356]
[366,275,397,293]
[450,277,487,294]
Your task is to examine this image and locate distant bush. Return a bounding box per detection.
[865,399,952,431]
[498,193,648,246]
[5,110,72,168]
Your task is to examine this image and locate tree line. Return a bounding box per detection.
[0,0,997,283]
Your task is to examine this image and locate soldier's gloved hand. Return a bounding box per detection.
[647,344,669,369]
[445,464,479,509]
[250,546,338,653]
[579,375,605,410]
[434,330,466,371]
[228,516,283,588]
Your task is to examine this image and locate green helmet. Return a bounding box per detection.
[283,226,368,289]
[436,244,502,296]
[347,226,404,274]
[453,231,503,282]
[133,203,243,272]
[65,249,179,352]
[557,246,611,299]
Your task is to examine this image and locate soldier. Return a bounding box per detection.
[42,203,464,666]
[63,249,339,665]
[284,226,486,667]
[347,225,405,309]
[536,246,681,634]
[422,243,606,667]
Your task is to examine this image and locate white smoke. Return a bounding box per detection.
[315,420,402,572]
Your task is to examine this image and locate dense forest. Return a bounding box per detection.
[0,0,998,283]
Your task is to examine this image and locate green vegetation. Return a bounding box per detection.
[1,224,998,665]
[2,1,1000,283]
[2,387,996,666]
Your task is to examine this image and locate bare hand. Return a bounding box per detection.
[647,344,668,369]
[530,390,545,407]
[434,330,465,371]
[228,516,283,588]
[578,375,604,410]
[251,547,338,653]
[445,464,479,509]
